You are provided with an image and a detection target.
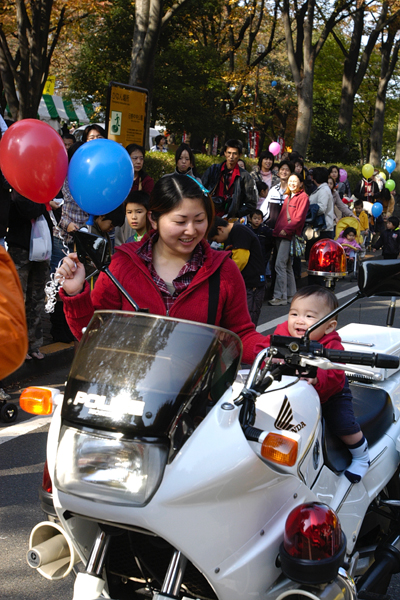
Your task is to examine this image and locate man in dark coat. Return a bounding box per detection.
[202,139,256,218]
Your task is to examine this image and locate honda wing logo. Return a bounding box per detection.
[274,396,305,433]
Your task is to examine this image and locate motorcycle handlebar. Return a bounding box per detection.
[268,336,399,370]
[323,348,399,370]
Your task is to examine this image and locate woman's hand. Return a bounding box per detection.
[67,222,79,233]
[56,252,86,296]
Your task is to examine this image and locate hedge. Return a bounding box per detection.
[143,152,400,193]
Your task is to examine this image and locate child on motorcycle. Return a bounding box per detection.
[260,285,370,484]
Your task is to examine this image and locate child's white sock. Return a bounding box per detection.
[345,436,370,483]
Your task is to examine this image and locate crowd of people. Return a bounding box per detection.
[1,128,398,346]
[2,126,399,483]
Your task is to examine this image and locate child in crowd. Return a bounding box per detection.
[336,226,362,259]
[247,209,273,269]
[353,199,370,246]
[258,286,370,483]
[373,216,400,259]
[125,192,150,243]
[256,181,269,210]
[208,216,265,327]
[114,191,150,246]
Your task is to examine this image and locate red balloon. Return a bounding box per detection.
[0,119,68,204]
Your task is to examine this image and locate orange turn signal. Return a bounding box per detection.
[20,387,54,415]
[261,432,298,467]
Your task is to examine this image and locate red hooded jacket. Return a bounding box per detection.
[255,321,345,403]
[61,239,268,364]
[273,190,309,240]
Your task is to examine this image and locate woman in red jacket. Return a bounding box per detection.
[57,175,267,364]
[269,172,309,306]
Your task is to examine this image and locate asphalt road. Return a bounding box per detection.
[2,274,400,599]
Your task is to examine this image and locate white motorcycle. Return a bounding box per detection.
[21,234,400,600]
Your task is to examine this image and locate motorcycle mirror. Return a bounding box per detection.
[72,229,143,312]
[358,260,400,297]
[73,230,109,271]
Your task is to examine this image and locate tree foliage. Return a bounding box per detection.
[0,0,97,120]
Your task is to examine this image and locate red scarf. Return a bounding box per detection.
[216,162,241,199]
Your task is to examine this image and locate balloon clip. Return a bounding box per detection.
[86,214,95,226]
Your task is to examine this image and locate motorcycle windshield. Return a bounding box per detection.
[62,311,242,437]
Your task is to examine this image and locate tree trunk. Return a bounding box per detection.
[0,0,65,121]
[337,1,390,139]
[395,111,400,172]
[294,70,314,156]
[282,0,348,156]
[369,34,400,166]
[129,0,191,149]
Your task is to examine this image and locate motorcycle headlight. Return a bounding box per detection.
[54,426,168,506]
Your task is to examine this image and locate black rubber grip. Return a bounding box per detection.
[323,348,399,369]
[243,425,264,442]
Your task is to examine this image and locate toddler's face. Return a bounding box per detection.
[249,214,263,228]
[387,221,395,230]
[345,232,356,242]
[288,295,337,341]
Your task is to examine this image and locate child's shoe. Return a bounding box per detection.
[345,436,370,483]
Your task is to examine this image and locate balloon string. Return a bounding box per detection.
[44,232,70,314]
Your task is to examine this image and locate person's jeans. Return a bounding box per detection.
[273,238,296,301]
[8,247,50,353]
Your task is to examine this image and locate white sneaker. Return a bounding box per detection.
[269,298,287,306]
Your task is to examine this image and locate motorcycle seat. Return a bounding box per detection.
[323,385,394,474]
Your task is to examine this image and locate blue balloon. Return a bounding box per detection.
[271,80,277,87]
[385,159,396,174]
[68,139,134,215]
[371,202,383,218]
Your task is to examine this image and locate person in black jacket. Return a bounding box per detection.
[0,130,11,247]
[373,216,400,259]
[6,191,53,360]
[201,139,256,218]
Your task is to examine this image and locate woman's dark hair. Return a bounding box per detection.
[258,150,274,170]
[328,165,340,179]
[312,166,329,184]
[175,143,196,174]
[82,124,107,142]
[62,133,76,143]
[289,171,304,184]
[150,174,214,235]
[342,227,357,238]
[155,134,166,145]
[125,143,144,156]
[256,181,268,193]
[67,141,84,163]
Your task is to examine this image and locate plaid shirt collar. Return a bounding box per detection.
[137,232,205,312]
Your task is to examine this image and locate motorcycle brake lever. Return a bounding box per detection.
[297,355,384,381]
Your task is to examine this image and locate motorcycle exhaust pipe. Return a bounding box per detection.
[27,521,80,580]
